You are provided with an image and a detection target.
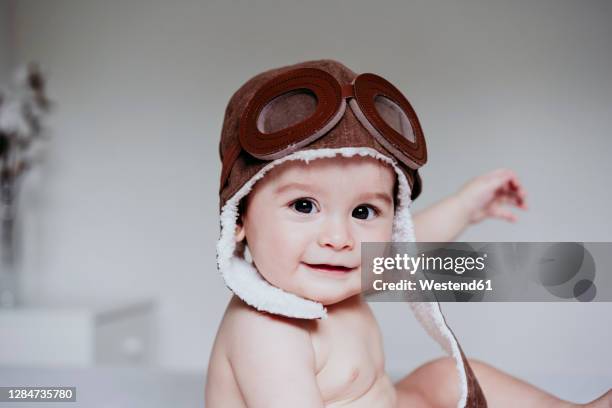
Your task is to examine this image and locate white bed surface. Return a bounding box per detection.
[0,366,609,407]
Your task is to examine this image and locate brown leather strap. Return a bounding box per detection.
[459,346,488,407]
[341,84,355,99]
[445,323,488,407]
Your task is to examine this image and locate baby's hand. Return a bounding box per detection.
[456,168,528,224]
[414,168,528,241]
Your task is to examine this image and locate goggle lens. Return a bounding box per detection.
[256,89,318,134]
[374,95,416,144]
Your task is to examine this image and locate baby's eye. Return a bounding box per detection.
[352,205,378,220]
[291,198,319,214]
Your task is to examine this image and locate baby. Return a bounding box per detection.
[206,60,610,407]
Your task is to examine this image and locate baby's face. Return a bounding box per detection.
[235,156,395,305]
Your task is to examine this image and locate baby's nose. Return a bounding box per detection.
[317,217,354,251]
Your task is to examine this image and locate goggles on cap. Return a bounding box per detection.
[220,67,427,191]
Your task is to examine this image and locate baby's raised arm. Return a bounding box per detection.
[414,168,528,241]
[228,306,324,408]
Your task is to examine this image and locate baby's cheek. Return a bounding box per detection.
[261,232,305,286]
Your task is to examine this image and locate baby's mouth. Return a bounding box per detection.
[303,263,356,273]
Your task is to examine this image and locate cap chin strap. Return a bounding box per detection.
[216,147,469,407]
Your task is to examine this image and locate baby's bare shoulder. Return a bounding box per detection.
[221,295,315,356]
[219,296,324,407]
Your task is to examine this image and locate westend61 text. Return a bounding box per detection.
[372,279,493,292]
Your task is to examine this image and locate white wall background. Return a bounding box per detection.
[6,0,611,393]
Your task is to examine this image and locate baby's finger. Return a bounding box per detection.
[508,178,527,198]
[487,170,518,192]
[507,181,528,209]
[516,193,528,210]
[492,174,528,210]
[488,204,518,223]
[508,179,518,191]
[496,187,528,210]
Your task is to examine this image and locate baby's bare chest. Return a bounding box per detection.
[310,307,394,405]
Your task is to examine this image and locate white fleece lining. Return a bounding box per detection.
[216,147,468,408]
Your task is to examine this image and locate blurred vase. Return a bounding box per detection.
[0,179,22,308]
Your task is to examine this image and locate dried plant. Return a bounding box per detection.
[0,63,51,267]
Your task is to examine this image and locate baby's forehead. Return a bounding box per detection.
[252,156,397,198]
[270,156,395,181]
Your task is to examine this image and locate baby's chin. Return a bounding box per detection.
[290,272,362,306]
